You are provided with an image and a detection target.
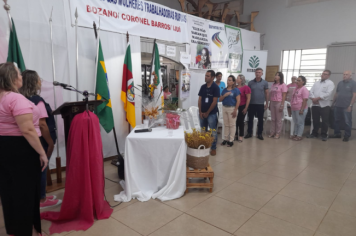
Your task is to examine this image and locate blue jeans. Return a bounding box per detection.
[199,113,218,150]
[292,109,308,137]
[334,107,352,138]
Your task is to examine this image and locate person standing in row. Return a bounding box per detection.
[290,76,309,141]
[220,75,241,147]
[245,68,269,140]
[286,76,297,102]
[330,70,356,142]
[0,62,48,236]
[20,70,63,209]
[198,70,220,156]
[215,72,226,100]
[307,70,334,141]
[235,74,251,142]
[268,72,287,139]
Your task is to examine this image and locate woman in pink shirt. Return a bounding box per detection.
[235,74,251,142]
[268,72,287,139]
[290,76,309,141]
[0,63,47,236]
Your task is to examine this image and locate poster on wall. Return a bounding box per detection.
[187,15,211,70]
[208,22,229,69]
[241,50,268,83]
[225,25,243,73]
[70,0,188,43]
[181,70,191,98]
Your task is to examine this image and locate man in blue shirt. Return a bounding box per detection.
[198,70,220,156]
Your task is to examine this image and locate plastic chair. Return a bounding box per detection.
[180,111,192,132]
[188,106,201,130]
[217,103,225,139]
[284,102,294,136]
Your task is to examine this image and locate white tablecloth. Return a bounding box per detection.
[114,126,187,202]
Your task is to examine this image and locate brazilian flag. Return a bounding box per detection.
[95,40,114,133]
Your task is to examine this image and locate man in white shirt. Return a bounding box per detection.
[307,70,335,141]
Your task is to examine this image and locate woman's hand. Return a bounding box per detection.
[40,153,48,172]
[224,92,231,97]
[231,110,237,118]
[279,105,284,112]
[299,110,303,115]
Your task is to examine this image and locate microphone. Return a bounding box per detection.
[53,81,70,88]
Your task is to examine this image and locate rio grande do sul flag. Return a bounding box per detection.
[95,40,114,133]
[121,43,136,128]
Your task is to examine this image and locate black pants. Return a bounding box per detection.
[0,136,42,236]
[236,105,247,137]
[311,106,330,138]
[247,104,265,135]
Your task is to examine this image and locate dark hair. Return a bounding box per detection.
[19,70,41,97]
[274,72,284,84]
[228,75,236,88]
[255,68,263,72]
[324,70,331,75]
[216,72,222,77]
[207,70,215,78]
[298,76,307,86]
[202,48,211,69]
[163,85,169,91]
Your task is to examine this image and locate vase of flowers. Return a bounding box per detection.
[185,128,215,169]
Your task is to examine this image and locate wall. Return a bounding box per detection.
[242,0,356,65]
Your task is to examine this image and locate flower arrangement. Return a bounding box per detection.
[144,106,159,119]
[184,128,215,149]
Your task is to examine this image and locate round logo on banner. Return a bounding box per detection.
[127,78,135,103]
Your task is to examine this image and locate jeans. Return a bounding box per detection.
[292,109,308,137]
[311,106,330,137]
[40,137,49,199]
[236,105,247,137]
[270,101,284,135]
[334,106,353,138]
[199,113,218,150]
[247,104,265,135]
[222,106,238,142]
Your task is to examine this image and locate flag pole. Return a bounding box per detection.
[126,32,131,133]
[49,7,62,185]
[75,8,79,101]
[3,0,12,31]
[150,39,157,85]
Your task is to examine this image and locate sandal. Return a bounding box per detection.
[221,140,228,146]
[293,136,303,141]
[290,135,297,139]
[227,141,234,147]
[268,133,275,138]
[274,134,280,139]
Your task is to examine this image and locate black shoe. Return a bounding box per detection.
[322,136,328,141]
[244,133,252,139]
[257,134,264,140]
[221,140,228,146]
[306,134,318,138]
[343,137,349,142]
[227,141,234,147]
[329,134,342,138]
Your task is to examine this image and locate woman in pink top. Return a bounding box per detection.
[268,72,287,139]
[0,63,47,236]
[235,74,251,142]
[20,70,62,210]
[290,76,309,141]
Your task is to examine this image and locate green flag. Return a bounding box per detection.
[95,40,114,133]
[7,18,26,72]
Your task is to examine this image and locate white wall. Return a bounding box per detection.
[243,0,356,65]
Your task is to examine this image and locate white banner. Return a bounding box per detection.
[225,25,243,73]
[209,22,228,69]
[241,50,268,83]
[70,0,188,43]
[187,15,211,70]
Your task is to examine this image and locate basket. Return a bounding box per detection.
[166,113,180,129]
[186,145,210,169]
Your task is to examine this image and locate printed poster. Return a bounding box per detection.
[208,22,229,69]
[187,15,211,70]
[181,70,191,98]
[225,25,243,73]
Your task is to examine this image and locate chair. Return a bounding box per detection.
[284,102,294,136]
[217,103,225,139]
[188,106,201,130]
[180,111,192,132]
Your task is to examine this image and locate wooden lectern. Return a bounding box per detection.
[47,100,103,192]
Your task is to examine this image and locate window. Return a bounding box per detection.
[280,48,327,89]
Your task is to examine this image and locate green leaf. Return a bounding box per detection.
[249,62,253,67]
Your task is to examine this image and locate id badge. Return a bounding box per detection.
[205,98,209,103]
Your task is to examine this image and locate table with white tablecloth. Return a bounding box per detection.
[114,126,187,202]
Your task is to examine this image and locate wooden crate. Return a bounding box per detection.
[186,164,214,193]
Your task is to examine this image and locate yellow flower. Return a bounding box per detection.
[199,136,205,139]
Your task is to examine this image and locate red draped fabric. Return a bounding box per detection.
[41,111,113,234]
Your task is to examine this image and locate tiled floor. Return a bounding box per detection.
[1,128,356,236]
